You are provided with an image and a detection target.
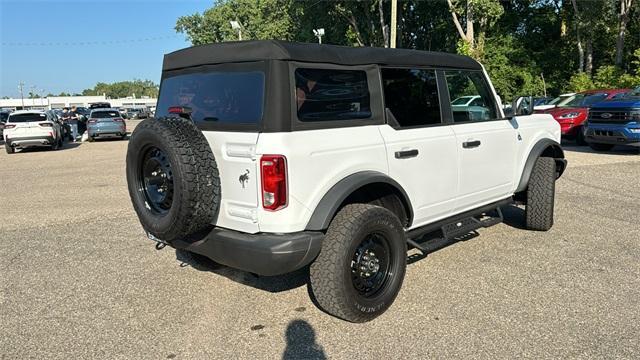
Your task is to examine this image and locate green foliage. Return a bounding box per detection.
[568,73,595,92]
[81,80,159,99]
[174,0,640,98]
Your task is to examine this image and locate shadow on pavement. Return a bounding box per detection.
[500,204,527,230]
[175,249,308,293]
[563,144,640,155]
[282,319,327,360]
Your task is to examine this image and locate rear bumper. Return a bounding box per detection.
[169,228,324,276]
[6,135,55,147]
[88,126,126,137]
[585,123,640,146]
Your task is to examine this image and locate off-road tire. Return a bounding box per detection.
[5,144,14,154]
[126,117,220,242]
[588,142,614,151]
[525,157,555,231]
[310,203,407,323]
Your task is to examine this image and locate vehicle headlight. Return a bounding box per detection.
[629,128,640,133]
[557,112,580,120]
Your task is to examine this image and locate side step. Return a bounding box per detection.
[406,205,505,254]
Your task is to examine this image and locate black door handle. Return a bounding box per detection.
[395,149,419,159]
[462,140,481,148]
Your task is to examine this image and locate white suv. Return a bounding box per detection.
[4,110,64,154]
[126,41,567,322]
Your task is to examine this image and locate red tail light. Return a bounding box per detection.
[113,118,124,122]
[88,118,97,124]
[4,124,16,129]
[39,122,53,127]
[260,155,287,211]
[168,106,192,115]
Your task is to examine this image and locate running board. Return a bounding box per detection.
[406,199,509,254]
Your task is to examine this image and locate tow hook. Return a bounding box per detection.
[147,232,168,250]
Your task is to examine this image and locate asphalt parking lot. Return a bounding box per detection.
[1,131,639,359]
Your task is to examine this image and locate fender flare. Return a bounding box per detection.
[515,139,567,193]
[305,171,414,231]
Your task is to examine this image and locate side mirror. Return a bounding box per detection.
[511,96,534,117]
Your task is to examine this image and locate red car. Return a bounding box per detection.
[535,88,631,145]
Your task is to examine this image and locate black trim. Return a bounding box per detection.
[395,149,419,159]
[406,198,513,240]
[170,228,324,276]
[516,139,566,192]
[305,171,414,231]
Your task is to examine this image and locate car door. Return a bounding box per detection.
[378,68,459,228]
[443,69,518,211]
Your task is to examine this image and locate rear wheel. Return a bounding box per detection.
[126,117,220,242]
[588,142,614,151]
[310,203,407,323]
[525,157,556,231]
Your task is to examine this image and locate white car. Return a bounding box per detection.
[451,95,491,121]
[126,41,566,323]
[534,93,576,111]
[3,110,64,154]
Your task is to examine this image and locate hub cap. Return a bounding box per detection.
[351,233,392,298]
[140,147,174,214]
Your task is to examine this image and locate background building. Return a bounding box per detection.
[0,95,157,111]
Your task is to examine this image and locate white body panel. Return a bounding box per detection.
[378,124,459,228]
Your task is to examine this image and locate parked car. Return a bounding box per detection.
[87,108,127,141]
[3,110,64,153]
[128,108,150,119]
[126,40,567,323]
[451,95,491,121]
[89,102,111,110]
[534,93,575,111]
[584,86,640,151]
[0,111,10,138]
[535,89,631,145]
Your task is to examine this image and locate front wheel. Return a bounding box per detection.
[525,157,556,231]
[310,203,407,323]
[5,144,15,154]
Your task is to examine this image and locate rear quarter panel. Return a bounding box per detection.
[255,126,388,233]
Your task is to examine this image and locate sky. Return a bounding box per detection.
[0,0,212,98]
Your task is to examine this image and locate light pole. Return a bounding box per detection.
[390,0,397,48]
[313,28,325,44]
[18,81,25,109]
[230,21,242,41]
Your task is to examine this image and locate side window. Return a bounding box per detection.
[381,68,441,128]
[295,68,371,121]
[445,70,497,122]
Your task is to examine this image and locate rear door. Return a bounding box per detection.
[443,70,518,211]
[378,68,459,228]
[155,65,265,233]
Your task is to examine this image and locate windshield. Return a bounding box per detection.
[8,113,47,123]
[156,71,265,125]
[91,111,120,118]
[451,96,474,105]
[548,95,572,106]
[629,86,640,97]
[562,93,607,107]
[0,112,8,122]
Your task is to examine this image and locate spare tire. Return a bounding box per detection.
[126,117,220,242]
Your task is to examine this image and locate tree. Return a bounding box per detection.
[446,0,504,59]
[615,0,634,67]
[81,80,159,99]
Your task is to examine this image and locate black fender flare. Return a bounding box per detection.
[516,139,567,193]
[305,171,414,231]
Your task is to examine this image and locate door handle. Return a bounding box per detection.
[395,149,419,159]
[462,140,481,149]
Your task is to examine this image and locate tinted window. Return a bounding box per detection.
[445,70,497,122]
[611,92,628,99]
[295,68,371,121]
[91,111,120,118]
[156,71,264,125]
[0,112,8,122]
[563,93,607,107]
[381,68,441,127]
[8,113,47,123]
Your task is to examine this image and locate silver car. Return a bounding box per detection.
[87,108,127,141]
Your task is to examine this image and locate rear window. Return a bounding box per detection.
[295,68,371,121]
[156,71,265,125]
[8,113,47,123]
[91,111,120,118]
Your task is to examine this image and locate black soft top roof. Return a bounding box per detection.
[163,40,482,71]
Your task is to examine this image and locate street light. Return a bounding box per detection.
[230,20,242,41]
[313,28,325,44]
